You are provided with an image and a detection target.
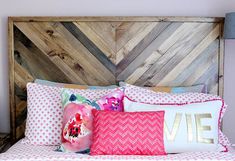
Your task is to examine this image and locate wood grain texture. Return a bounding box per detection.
[8,16,224,142]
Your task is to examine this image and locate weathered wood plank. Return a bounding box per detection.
[14,22,88,84]
[171,40,219,86]
[8,17,15,140]
[125,51,162,84]
[9,16,224,22]
[156,24,220,85]
[219,22,224,97]
[50,22,115,84]
[116,22,173,77]
[74,22,116,64]
[14,61,34,90]
[116,22,159,64]
[14,28,71,83]
[183,52,218,86]
[138,23,217,86]
[85,22,118,52]
[194,62,218,95]
[15,22,115,85]
[62,22,116,74]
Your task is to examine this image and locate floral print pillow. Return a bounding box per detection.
[58,88,124,153]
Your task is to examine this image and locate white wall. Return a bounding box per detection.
[0,0,235,143]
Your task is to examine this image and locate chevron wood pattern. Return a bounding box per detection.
[91,110,165,155]
[8,17,224,142]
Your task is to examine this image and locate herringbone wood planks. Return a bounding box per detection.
[8,17,224,142]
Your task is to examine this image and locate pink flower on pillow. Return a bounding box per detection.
[61,103,93,152]
[58,88,125,153]
[97,89,124,111]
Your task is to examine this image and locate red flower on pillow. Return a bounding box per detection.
[61,103,93,152]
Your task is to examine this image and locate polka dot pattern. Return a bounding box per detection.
[0,139,234,161]
[23,83,117,146]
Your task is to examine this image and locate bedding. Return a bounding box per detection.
[0,140,234,161]
[124,97,225,153]
[24,83,118,146]
[35,79,118,89]
[119,82,207,93]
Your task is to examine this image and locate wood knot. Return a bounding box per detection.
[74,63,83,71]
[58,53,66,59]
[46,30,54,36]
[47,50,57,57]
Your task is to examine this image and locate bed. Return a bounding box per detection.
[1,16,235,160]
[0,139,234,161]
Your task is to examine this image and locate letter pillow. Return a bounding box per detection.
[122,83,231,148]
[124,97,225,153]
[58,88,124,153]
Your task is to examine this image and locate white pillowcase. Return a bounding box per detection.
[124,97,225,153]
[23,83,117,145]
[123,83,231,147]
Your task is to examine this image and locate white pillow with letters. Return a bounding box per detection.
[124,97,225,153]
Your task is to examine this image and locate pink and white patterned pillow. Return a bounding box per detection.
[123,83,231,148]
[23,83,118,145]
[90,109,166,155]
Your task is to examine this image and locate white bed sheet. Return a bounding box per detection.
[0,139,234,161]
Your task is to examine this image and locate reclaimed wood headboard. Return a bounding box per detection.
[8,16,224,142]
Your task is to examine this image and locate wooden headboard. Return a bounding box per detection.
[8,16,224,142]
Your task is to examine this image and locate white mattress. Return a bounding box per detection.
[0,139,235,161]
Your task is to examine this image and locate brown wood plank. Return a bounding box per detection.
[116,22,148,52]
[62,22,116,74]
[169,40,219,86]
[156,24,220,85]
[74,22,116,64]
[117,22,182,81]
[14,22,88,84]
[116,22,172,77]
[138,23,217,86]
[14,61,34,90]
[219,22,224,97]
[85,22,118,52]
[50,22,116,85]
[116,22,159,64]
[9,16,224,22]
[8,17,15,140]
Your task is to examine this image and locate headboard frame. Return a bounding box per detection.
[8,16,224,142]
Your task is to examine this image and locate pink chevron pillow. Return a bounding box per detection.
[90,110,166,155]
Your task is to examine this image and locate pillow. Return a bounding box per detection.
[119,82,207,93]
[123,84,231,148]
[90,109,166,155]
[23,83,118,145]
[58,88,124,153]
[149,85,207,93]
[124,97,225,153]
[35,79,118,89]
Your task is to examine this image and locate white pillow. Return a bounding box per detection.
[123,83,231,148]
[124,97,225,153]
[23,83,117,145]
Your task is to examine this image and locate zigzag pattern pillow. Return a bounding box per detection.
[90,110,166,155]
